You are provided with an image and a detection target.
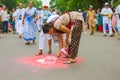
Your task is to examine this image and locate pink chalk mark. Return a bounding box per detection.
[17,54,84,69]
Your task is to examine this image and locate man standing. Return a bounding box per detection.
[0,5,9,34]
[13,3,25,38]
[101,3,113,37]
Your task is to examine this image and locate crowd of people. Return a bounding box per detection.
[82,2,120,40]
[0,1,120,64]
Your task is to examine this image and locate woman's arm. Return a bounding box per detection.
[59,25,70,34]
[34,14,39,23]
[57,33,63,57]
[59,25,70,47]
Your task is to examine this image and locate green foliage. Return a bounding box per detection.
[113,0,120,7]
[50,0,116,12]
[1,0,17,10]
[0,0,42,10]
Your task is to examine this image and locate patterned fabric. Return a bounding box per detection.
[54,12,84,30]
[23,7,38,41]
[53,11,84,59]
[68,20,83,59]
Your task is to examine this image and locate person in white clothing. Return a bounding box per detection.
[101,3,113,37]
[13,3,25,38]
[37,14,59,55]
[0,5,9,33]
[37,7,44,31]
[115,4,120,37]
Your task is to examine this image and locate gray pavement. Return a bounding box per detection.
[0,32,120,80]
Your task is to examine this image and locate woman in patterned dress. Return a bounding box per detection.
[42,11,84,64]
[22,1,38,45]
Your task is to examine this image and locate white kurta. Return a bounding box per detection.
[13,8,25,35]
[116,5,120,34]
[101,8,113,35]
[37,10,44,30]
[39,15,59,50]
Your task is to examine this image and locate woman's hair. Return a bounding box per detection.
[42,23,53,33]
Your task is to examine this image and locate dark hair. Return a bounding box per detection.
[42,23,53,33]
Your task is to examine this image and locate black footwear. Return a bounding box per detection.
[104,34,107,37]
[90,32,94,35]
[33,40,36,44]
[110,35,114,37]
[25,41,30,45]
[38,30,41,32]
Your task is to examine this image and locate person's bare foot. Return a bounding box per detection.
[62,55,70,58]
[19,35,22,38]
[48,49,52,54]
[36,50,42,56]
[57,53,61,58]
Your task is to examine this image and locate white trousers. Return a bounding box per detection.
[17,21,24,35]
[39,31,52,50]
[15,21,19,33]
[117,18,120,34]
[103,20,113,35]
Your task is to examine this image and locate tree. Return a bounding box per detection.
[1,0,17,10]
[0,0,42,10]
[50,0,114,12]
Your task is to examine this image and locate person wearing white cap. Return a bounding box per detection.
[101,3,113,37]
[115,4,120,37]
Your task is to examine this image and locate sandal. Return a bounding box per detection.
[63,60,76,64]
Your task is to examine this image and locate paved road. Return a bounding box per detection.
[0,32,120,80]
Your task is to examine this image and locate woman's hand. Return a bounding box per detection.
[34,19,37,23]
[57,34,63,58]
[57,52,62,58]
[63,41,68,48]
